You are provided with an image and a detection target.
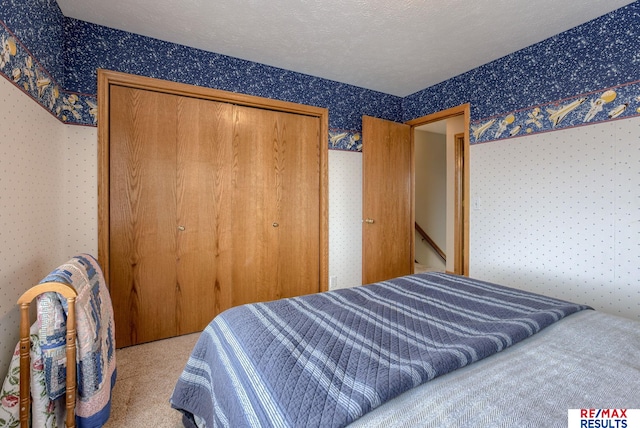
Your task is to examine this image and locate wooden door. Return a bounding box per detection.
[229,105,279,305]
[230,105,320,305]
[362,115,413,284]
[99,70,329,348]
[176,97,234,333]
[109,86,180,347]
[109,86,233,347]
[272,110,321,299]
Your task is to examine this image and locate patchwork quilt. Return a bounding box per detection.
[0,254,116,428]
[1,324,64,428]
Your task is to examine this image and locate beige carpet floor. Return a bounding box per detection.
[414,263,444,274]
[104,332,201,428]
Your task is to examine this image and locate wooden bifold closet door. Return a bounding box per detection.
[103,73,326,348]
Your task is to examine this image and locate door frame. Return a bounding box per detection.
[97,69,330,290]
[406,104,470,276]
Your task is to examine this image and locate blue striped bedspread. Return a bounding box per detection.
[170,272,590,427]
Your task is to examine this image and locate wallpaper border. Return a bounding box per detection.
[0,20,97,126]
[2,16,639,149]
[470,79,640,145]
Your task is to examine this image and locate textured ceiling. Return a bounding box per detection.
[56,0,635,97]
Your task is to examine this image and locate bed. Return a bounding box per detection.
[170,272,640,427]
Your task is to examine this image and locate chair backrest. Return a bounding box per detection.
[17,282,78,428]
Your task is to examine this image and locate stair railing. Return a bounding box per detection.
[415,222,446,263]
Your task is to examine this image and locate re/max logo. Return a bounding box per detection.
[581,409,628,419]
[577,409,628,428]
[570,409,640,428]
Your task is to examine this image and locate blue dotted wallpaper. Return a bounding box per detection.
[0,0,639,148]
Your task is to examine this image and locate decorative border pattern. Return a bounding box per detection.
[471,80,640,144]
[403,2,640,145]
[329,128,362,152]
[2,0,639,148]
[0,20,97,125]
[0,0,65,85]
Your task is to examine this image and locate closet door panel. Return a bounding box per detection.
[230,105,279,305]
[109,86,178,348]
[101,71,327,348]
[176,97,234,334]
[275,112,321,298]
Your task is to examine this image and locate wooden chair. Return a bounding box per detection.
[17,282,78,428]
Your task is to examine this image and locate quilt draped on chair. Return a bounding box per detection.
[0,254,117,428]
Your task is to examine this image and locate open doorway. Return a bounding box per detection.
[361,104,469,283]
[414,120,447,273]
[408,104,469,276]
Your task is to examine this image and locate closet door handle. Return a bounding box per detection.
[364,218,375,224]
[272,222,279,228]
[177,225,186,231]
